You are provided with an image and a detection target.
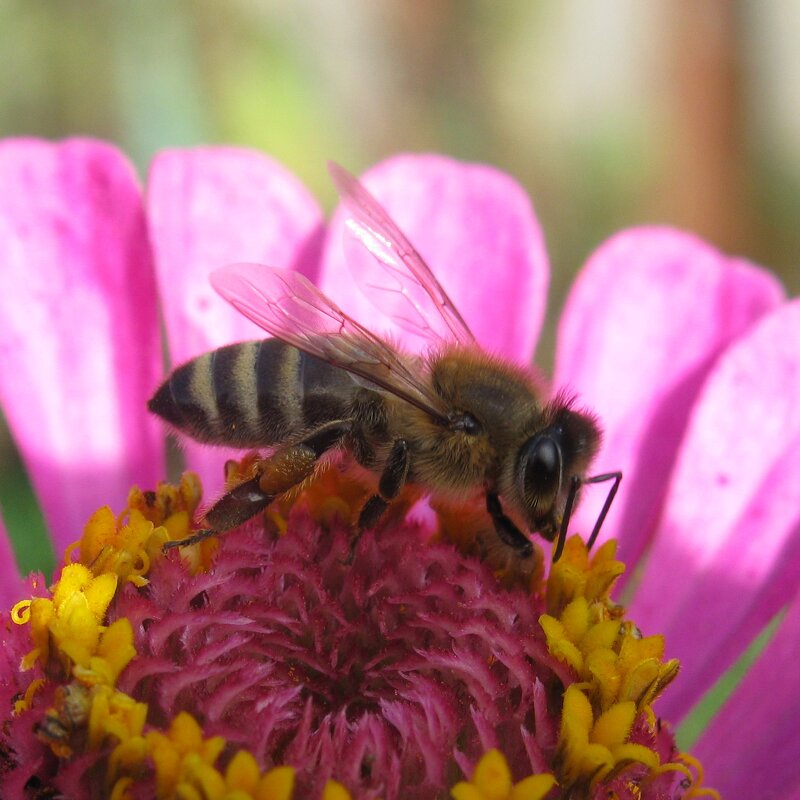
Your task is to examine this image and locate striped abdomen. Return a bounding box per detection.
[148,339,359,447]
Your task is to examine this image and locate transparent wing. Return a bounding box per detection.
[328,161,476,347]
[210,262,448,421]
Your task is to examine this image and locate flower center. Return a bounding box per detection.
[110,512,563,797]
[4,470,720,800]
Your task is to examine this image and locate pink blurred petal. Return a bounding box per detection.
[554,227,783,567]
[659,440,800,726]
[695,586,800,798]
[629,299,800,719]
[0,513,24,610]
[0,138,163,553]
[318,155,548,364]
[147,147,324,495]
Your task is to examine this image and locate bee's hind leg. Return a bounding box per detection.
[163,419,352,551]
[162,475,274,551]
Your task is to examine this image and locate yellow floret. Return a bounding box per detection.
[451,749,556,800]
[321,779,353,800]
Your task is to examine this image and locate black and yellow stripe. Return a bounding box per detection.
[148,339,357,447]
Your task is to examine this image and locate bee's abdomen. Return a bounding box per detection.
[148,339,356,447]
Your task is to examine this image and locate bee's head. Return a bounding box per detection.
[513,403,600,540]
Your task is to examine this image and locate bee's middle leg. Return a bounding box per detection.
[164,419,351,550]
[357,438,410,530]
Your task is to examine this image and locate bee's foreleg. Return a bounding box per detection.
[357,438,410,532]
[486,492,533,558]
[164,419,351,551]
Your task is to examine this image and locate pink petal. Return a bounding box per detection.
[0,138,163,554]
[629,299,800,720]
[554,227,783,568]
[0,514,24,610]
[694,586,800,798]
[146,147,324,495]
[318,155,548,364]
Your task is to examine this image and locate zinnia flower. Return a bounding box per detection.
[0,139,798,798]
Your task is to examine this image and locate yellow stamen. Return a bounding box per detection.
[14,677,45,714]
[678,753,722,800]
[64,539,82,565]
[11,598,31,624]
[109,776,134,800]
[547,536,626,616]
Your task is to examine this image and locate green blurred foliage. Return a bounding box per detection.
[2,1,798,299]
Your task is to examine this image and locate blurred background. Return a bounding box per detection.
[1,0,799,573]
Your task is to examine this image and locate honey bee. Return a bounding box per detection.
[149,163,620,561]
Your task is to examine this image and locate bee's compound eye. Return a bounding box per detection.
[521,433,562,495]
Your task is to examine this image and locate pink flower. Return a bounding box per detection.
[0,138,799,798]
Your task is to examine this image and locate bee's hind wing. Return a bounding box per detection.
[328,161,476,348]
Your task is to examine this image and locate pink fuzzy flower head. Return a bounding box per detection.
[1,140,800,798]
[3,469,696,799]
[117,505,554,797]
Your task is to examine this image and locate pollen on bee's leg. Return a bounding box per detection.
[256,445,318,495]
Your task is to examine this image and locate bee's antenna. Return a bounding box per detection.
[585,471,622,550]
[552,471,623,562]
